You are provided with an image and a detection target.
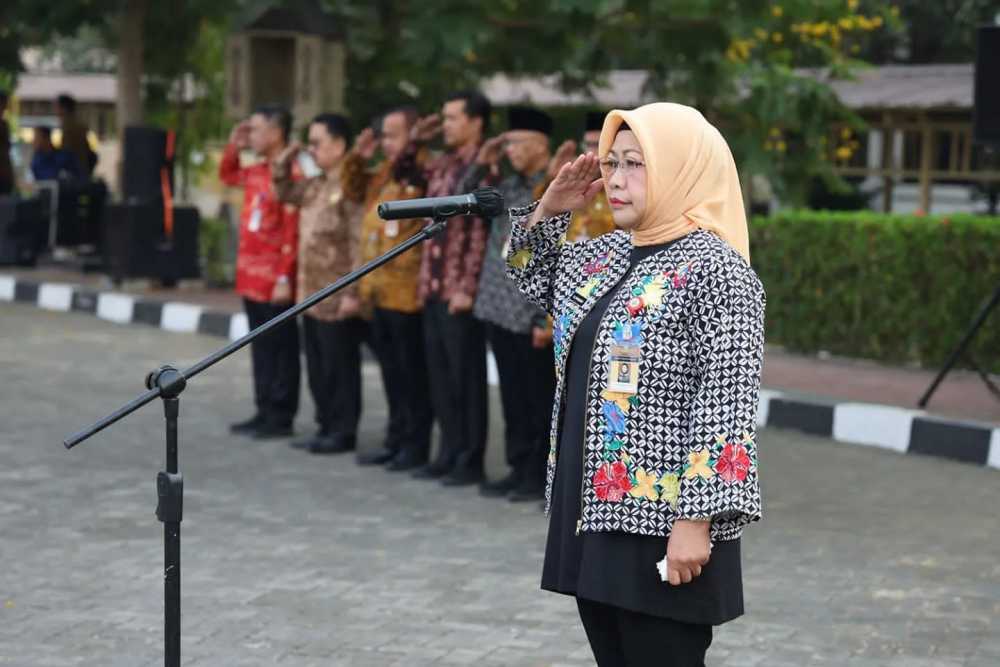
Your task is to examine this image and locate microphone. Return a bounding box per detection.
[378,187,505,221]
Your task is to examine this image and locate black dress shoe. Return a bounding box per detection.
[230,414,265,435]
[386,451,427,472]
[441,468,484,487]
[478,472,521,498]
[308,433,357,455]
[252,422,294,440]
[411,459,453,479]
[508,477,545,502]
[291,431,328,450]
[357,448,397,466]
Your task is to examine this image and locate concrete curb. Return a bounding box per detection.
[5,272,999,471]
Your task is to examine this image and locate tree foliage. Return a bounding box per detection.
[3,0,910,203]
[333,0,898,204]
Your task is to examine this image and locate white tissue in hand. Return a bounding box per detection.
[656,554,669,582]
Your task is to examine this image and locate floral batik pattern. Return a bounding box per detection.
[505,201,766,543]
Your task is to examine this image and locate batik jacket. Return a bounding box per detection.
[505,202,766,543]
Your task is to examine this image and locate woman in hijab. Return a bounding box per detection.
[506,103,765,666]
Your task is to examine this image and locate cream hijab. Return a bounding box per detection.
[598,103,750,262]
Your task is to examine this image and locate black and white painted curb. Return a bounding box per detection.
[755,389,1000,470]
[1,274,251,342]
[4,273,999,471]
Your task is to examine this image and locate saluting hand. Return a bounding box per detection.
[353,128,378,161]
[476,134,506,168]
[546,139,577,179]
[531,153,603,226]
[410,114,442,144]
[229,119,251,149]
[275,141,303,167]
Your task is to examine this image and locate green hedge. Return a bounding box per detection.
[749,211,1000,373]
[199,216,234,287]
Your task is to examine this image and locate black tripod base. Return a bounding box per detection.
[918,284,1000,408]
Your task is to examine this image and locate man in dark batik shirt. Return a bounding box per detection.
[469,107,555,502]
[412,90,492,487]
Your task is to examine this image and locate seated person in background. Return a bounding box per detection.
[31,127,81,182]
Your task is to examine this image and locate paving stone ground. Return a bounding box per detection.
[1,302,998,667]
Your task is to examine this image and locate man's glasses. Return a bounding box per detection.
[598,157,645,178]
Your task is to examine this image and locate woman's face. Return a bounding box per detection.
[601,130,647,230]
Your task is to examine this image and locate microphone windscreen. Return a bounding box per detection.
[473,187,505,218]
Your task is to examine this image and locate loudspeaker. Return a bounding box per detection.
[122,126,174,203]
[0,196,45,266]
[973,26,1000,146]
[54,181,108,248]
[103,203,200,283]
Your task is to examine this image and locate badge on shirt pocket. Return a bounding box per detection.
[607,345,641,394]
[385,220,400,238]
[248,207,262,232]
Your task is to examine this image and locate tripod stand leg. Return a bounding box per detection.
[919,285,1000,408]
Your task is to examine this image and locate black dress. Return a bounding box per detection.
[540,241,745,626]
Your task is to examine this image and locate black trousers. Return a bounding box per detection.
[302,314,366,437]
[577,598,713,667]
[423,299,488,473]
[486,323,554,483]
[243,297,300,427]
[370,307,433,458]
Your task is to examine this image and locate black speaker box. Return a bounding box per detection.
[122,126,175,203]
[53,181,108,247]
[103,202,200,283]
[973,26,1000,146]
[0,196,46,266]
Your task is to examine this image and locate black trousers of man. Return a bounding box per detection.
[422,298,488,478]
[371,307,433,461]
[302,314,366,438]
[244,297,300,428]
[576,598,713,667]
[486,323,554,489]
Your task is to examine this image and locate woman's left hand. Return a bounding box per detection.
[665,519,711,586]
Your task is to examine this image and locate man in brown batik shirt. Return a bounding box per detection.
[273,113,365,454]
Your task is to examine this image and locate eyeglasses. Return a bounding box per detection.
[599,157,645,178]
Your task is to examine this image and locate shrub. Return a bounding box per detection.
[749,211,1000,373]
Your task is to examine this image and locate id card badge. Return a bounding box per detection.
[385,220,400,238]
[248,194,262,232]
[248,208,262,232]
[607,345,641,394]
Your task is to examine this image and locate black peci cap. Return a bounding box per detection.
[507,106,554,136]
[585,111,607,133]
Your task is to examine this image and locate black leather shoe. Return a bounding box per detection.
[252,422,294,440]
[442,468,484,487]
[230,414,265,435]
[411,459,453,479]
[479,472,521,498]
[386,451,428,472]
[290,431,328,450]
[309,433,357,455]
[508,477,545,502]
[357,448,397,466]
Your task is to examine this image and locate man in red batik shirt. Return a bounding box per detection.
[219,105,301,439]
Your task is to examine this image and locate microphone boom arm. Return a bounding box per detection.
[64,216,448,449]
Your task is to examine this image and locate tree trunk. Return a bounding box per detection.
[115,0,147,194]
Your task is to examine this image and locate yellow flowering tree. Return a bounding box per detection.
[717,1,899,205]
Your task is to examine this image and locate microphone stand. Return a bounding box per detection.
[63,214,450,667]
